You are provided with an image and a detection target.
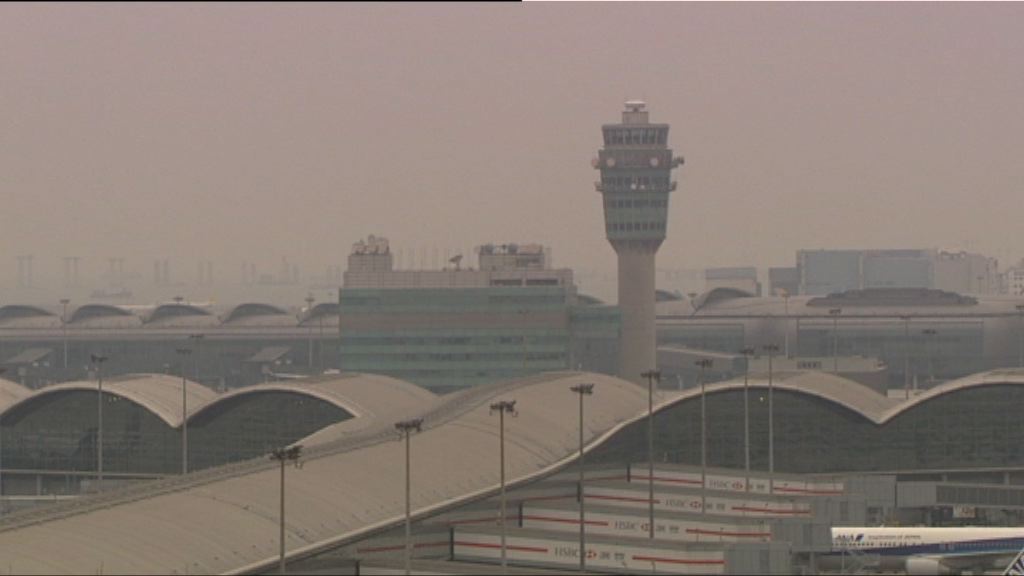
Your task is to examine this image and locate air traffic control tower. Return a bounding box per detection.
[594,101,683,384]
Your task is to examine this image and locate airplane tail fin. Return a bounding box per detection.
[1003,547,1024,576]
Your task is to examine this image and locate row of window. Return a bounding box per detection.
[341,334,567,346]
[603,128,668,146]
[389,352,565,362]
[490,278,560,286]
[607,221,666,233]
[605,198,669,209]
[602,176,671,190]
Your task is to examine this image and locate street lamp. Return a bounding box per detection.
[922,329,938,385]
[60,299,70,371]
[1016,305,1024,368]
[739,347,756,477]
[899,315,912,399]
[828,308,842,374]
[490,400,517,574]
[569,383,594,572]
[762,343,779,492]
[175,347,192,475]
[395,418,423,576]
[305,295,315,372]
[694,359,713,513]
[640,369,660,539]
[270,445,303,575]
[90,354,108,491]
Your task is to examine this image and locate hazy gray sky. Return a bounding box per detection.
[3,3,1023,292]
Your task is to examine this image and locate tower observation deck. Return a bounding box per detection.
[593,101,683,383]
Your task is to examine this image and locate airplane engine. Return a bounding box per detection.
[906,557,954,575]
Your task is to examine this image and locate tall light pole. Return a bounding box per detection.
[1016,305,1024,368]
[922,328,938,385]
[694,359,713,513]
[640,369,660,539]
[305,295,315,372]
[395,418,423,576]
[60,298,70,371]
[270,445,303,575]
[490,400,517,574]
[739,347,755,477]
[175,347,192,475]
[829,308,842,374]
[763,343,779,492]
[91,354,108,491]
[899,315,911,399]
[570,383,594,572]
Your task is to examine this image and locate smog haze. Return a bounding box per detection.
[2,3,1023,303]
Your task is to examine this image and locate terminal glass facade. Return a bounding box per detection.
[589,383,1024,474]
[340,287,618,392]
[0,390,352,481]
[188,391,351,470]
[2,390,179,475]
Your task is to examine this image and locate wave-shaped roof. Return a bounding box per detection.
[0,373,436,433]
[658,290,1024,318]
[6,369,1024,573]
[189,373,436,434]
[655,368,1024,426]
[0,305,55,325]
[0,378,31,412]
[3,374,218,427]
[222,303,292,326]
[0,371,650,574]
[144,304,218,327]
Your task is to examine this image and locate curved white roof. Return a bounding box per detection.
[657,291,1024,318]
[0,378,31,411]
[189,373,437,433]
[3,374,218,427]
[877,367,1024,422]
[5,368,1024,573]
[664,371,899,424]
[659,368,1024,425]
[0,371,653,575]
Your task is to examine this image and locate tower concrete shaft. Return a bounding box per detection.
[593,101,682,383]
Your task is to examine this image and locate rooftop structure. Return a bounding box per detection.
[6,368,1024,573]
[594,101,683,383]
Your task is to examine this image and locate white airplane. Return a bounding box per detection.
[827,526,1024,575]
